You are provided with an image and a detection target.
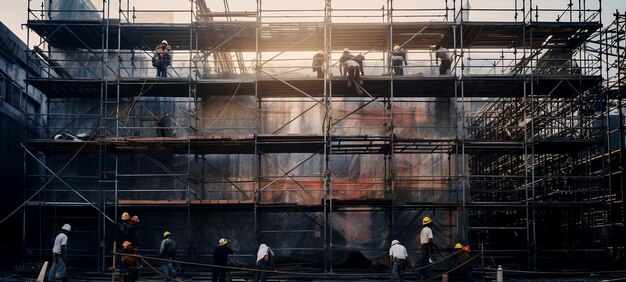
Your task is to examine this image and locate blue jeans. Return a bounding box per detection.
[392,258,406,281]
[253,259,271,282]
[47,254,67,280]
[160,262,176,280]
[418,246,432,278]
[156,64,168,77]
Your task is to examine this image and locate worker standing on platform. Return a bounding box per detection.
[389,239,408,282]
[212,238,234,282]
[435,45,451,75]
[253,243,275,282]
[312,51,325,78]
[46,223,71,282]
[390,44,407,76]
[159,231,178,280]
[418,216,434,279]
[353,53,365,76]
[339,48,355,76]
[155,40,172,77]
[120,241,141,282]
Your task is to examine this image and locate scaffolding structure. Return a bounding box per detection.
[20,0,624,274]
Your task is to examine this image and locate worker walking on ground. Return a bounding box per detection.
[390,44,407,76]
[449,243,472,280]
[312,51,325,78]
[418,216,434,279]
[435,45,451,75]
[46,223,71,282]
[389,239,409,282]
[120,241,141,282]
[212,238,234,282]
[159,231,178,280]
[339,48,355,77]
[154,40,172,77]
[253,243,275,282]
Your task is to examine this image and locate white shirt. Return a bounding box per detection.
[436,47,450,61]
[420,226,433,245]
[344,60,360,68]
[389,243,408,259]
[256,244,275,262]
[52,233,68,254]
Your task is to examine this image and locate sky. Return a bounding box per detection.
[1,0,624,46]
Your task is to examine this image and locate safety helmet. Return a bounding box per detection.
[130,215,139,223]
[391,239,399,246]
[122,241,132,250]
[219,238,228,246]
[163,231,172,238]
[161,40,168,45]
[394,44,401,50]
[454,243,463,249]
[121,212,130,221]
[61,223,72,232]
[343,48,349,52]
[423,216,432,225]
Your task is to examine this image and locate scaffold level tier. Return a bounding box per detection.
[26,136,599,155]
[26,75,601,98]
[27,20,600,51]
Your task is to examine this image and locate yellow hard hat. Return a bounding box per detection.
[163,231,172,238]
[121,212,130,221]
[122,241,132,250]
[219,238,228,246]
[394,44,401,50]
[423,216,432,225]
[454,243,463,249]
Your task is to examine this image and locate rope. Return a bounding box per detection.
[481,267,626,276]
[403,247,465,272]
[113,247,464,277]
[138,256,179,281]
[426,252,482,281]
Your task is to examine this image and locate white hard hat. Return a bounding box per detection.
[343,48,349,52]
[161,40,168,45]
[219,238,228,246]
[392,239,399,246]
[61,223,72,232]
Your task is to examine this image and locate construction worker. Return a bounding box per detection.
[418,216,434,279]
[312,51,325,78]
[46,223,71,282]
[253,243,275,282]
[435,44,451,75]
[450,243,472,280]
[345,59,363,93]
[155,40,172,77]
[389,239,408,282]
[212,238,234,282]
[338,48,355,76]
[127,215,140,248]
[159,231,178,280]
[390,44,407,76]
[120,241,141,282]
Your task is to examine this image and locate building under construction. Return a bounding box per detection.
[1,0,625,280]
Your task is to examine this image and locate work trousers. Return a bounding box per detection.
[392,257,407,281]
[47,253,67,281]
[418,246,433,279]
[392,59,404,75]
